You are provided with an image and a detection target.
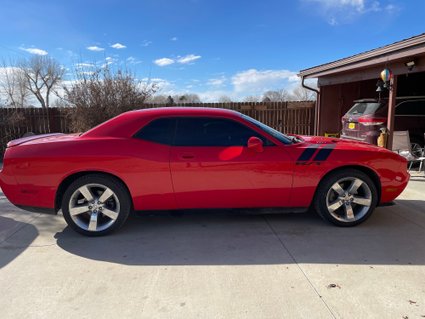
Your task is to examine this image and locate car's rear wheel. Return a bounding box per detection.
[314,169,378,226]
[62,174,131,236]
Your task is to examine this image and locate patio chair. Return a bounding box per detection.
[391,131,425,172]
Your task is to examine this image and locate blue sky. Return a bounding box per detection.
[0,0,424,101]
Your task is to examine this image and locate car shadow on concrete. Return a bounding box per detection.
[0,216,38,269]
[55,201,425,266]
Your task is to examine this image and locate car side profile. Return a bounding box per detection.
[0,107,409,236]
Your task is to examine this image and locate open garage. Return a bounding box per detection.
[300,33,425,149]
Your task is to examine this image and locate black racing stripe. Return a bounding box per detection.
[297,145,320,161]
[313,145,336,161]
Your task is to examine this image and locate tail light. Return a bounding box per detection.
[358,116,387,126]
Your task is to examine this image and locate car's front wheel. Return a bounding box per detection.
[62,174,131,236]
[314,169,378,226]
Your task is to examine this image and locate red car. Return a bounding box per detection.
[0,107,409,236]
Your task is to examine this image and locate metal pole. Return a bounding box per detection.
[386,75,398,150]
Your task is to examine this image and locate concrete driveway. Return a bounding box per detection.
[1,174,424,319]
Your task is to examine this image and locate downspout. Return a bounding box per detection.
[301,76,320,135]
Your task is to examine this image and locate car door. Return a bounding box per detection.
[131,117,177,210]
[169,116,293,209]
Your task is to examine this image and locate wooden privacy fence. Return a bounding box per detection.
[0,101,315,157]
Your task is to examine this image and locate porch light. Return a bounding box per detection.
[376,80,383,92]
[404,60,416,71]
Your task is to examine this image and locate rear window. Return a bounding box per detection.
[134,118,176,145]
[347,102,382,116]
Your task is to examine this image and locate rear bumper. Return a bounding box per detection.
[341,131,380,145]
[380,170,410,204]
[0,164,57,212]
[340,134,365,141]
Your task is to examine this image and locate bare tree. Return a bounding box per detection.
[0,60,29,108]
[289,85,317,101]
[243,95,260,102]
[147,94,169,104]
[64,66,157,132]
[167,95,174,105]
[262,89,290,102]
[175,94,201,103]
[19,55,64,108]
[218,95,232,103]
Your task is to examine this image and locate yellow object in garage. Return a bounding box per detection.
[377,128,388,148]
[324,132,340,138]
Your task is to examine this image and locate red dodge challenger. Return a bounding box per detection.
[0,107,409,236]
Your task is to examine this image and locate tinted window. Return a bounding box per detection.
[241,114,292,144]
[134,118,176,145]
[395,100,425,115]
[174,117,271,147]
[347,102,382,116]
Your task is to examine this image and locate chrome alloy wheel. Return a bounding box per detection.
[68,183,120,232]
[325,177,372,222]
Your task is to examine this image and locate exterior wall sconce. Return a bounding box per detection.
[404,60,416,71]
[376,79,384,101]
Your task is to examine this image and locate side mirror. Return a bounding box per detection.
[247,136,264,153]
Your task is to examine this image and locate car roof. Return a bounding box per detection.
[353,99,379,103]
[82,107,242,138]
[128,106,240,117]
[354,96,425,103]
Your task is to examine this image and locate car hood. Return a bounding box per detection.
[301,135,369,146]
[298,135,393,152]
[298,135,409,165]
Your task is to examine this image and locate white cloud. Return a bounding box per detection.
[150,68,304,102]
[141,77,174,92]
[141,40,152,47]
[74,63,95,68]
[20,47,48,55]
[232,69,298,94]
[197,90,235,102]
[87,46,104,52]
[208,76,227,87]
[329,17,338,25]
[154,58,175,66]
[171,37,178,41]
[153,54,201,67]
[101,56,117,68]
[126,56,142,64]
[111,43,126,49]
[302,0,398,25]
[77,71,95,76]
[306,0,365,11]
[383,4,400,13]
[0,67,20,75]
[177,54,201,64]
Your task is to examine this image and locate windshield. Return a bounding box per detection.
[347,102,382,116]
[241,114,293,144]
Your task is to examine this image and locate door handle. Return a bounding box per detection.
[180,154,195,160]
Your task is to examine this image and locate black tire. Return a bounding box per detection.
[314,169,378,227]
[61,174,131,236]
